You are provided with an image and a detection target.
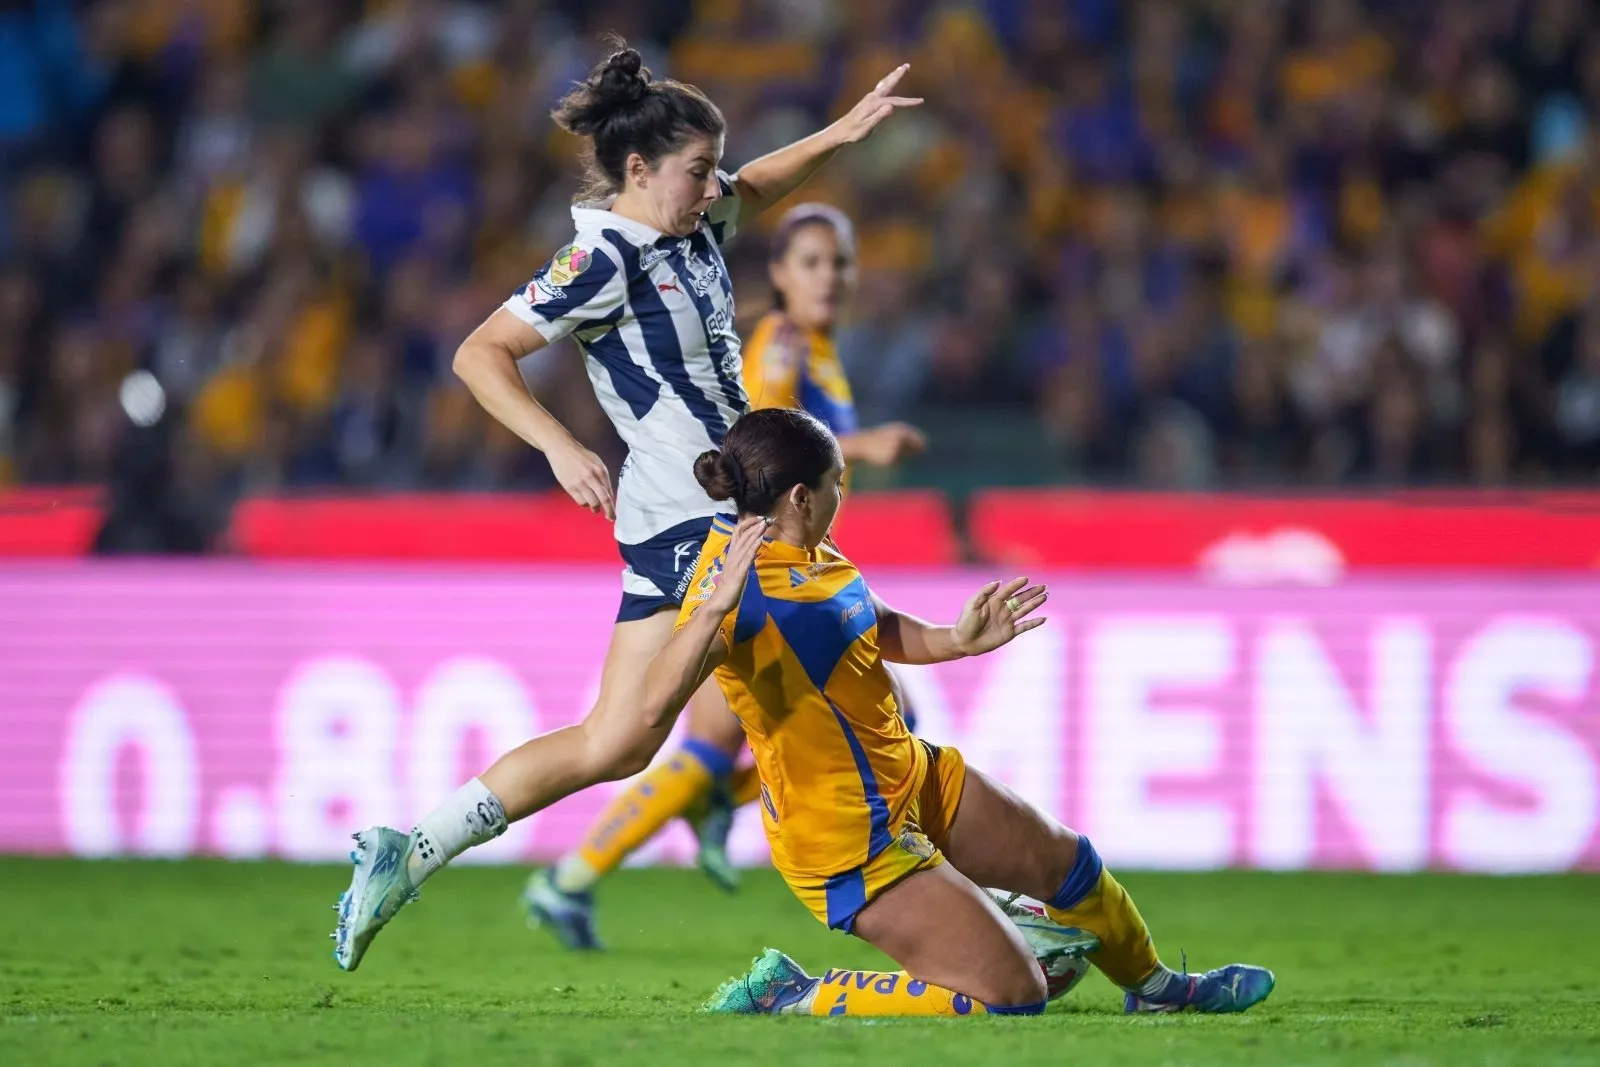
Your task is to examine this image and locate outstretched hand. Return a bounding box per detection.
[831,64,923,145]
[951,576,1048,657]
[703,517,770,616]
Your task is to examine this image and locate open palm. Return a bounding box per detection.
[952,577,1048,657]
[703,517,770,617]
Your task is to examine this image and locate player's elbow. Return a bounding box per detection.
[451,341,487,383]
[641,700,671,731]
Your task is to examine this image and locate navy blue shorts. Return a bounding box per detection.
[616,516,717,623]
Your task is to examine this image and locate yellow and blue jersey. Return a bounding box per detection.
[742,312,858,435]
[675,517,926,886]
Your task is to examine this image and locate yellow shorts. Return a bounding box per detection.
[785,742,968,933]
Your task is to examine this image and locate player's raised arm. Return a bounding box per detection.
[641,517,769,728]
[872,577,1048,664]
[453,308,614,521]
[730,64,922,228]
[838,422,927,468]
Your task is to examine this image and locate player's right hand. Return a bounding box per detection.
[860,422,927,467]
[548,441,615,521]
[951,576,1048,657]
[704,517,770,616]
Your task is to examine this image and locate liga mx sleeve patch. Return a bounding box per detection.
[547,244,592,286]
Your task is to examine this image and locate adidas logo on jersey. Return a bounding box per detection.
[789,564,825,587]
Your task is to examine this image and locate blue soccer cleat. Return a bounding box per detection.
[331,826,419,972]
[522,868,603,951]
[703,948,817,1014]
[1124,960,1276,1014]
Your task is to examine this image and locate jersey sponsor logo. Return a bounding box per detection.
[704,303,733,339]
[672,542,708,600]
[682,251,723,297]
[639,246,671,271]
[657,280,682,294]
[525,277,564,304]
[547,245,591,286]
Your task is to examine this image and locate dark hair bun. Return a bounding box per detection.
[694,449,737,503]
[551,43,652,137]
[597,47,648,106]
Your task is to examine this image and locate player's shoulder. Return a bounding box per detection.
[553,229,625,275]
[523,229,624,298]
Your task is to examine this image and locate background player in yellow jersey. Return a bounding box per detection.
[647,407,1276,1018]
[528,205,926,944]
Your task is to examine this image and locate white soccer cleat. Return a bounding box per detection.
[332,827,419,972]
[989,890,1099,1001]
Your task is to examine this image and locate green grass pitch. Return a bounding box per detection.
[2,858,1596,1066]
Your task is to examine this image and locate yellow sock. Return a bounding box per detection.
[571,741,730,880]
[727,764,762,808]
[1044,867,1160,989]
[808,969,1039,1017]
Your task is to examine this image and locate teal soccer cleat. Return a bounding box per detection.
[687,781,740,894]
[522,868,603,951]
[703,949,817,1014]
[331,827,418,972]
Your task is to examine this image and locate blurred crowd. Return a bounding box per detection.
[4,0,1600,498]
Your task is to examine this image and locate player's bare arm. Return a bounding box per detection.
[872,578,1048,664]
[731,64,922,227]
[453,306,615,520]
[837,422,927,468]
[641,517,768,728]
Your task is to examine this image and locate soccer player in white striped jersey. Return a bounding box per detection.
[330,42,923,970]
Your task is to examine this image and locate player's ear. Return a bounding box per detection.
[787,482,809,518]
[627,152,650,186]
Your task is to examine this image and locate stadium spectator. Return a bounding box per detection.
[8,0,1600,495]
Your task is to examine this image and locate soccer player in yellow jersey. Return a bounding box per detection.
[742,204,925,467]
[645,407,1276,1018]
[529,206,926,943]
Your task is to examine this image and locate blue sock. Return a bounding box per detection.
[682,738,736,778]
[1047,835,1104,912]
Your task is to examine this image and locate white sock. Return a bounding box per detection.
[1134,963,1185,999]
[407,777,507,884]
[551,854,599,894]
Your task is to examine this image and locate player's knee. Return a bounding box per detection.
[589,724,662,781]
[606,744,656,780]
[587,735,655,781]
[992,955,1049,1009]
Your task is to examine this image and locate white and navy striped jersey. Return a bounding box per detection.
[503,173,749,545]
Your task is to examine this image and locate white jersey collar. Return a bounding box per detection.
[572,202,674,246]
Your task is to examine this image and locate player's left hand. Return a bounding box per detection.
[831,64,923,145]
[952,576,1048,657]
[704,516,771,617]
